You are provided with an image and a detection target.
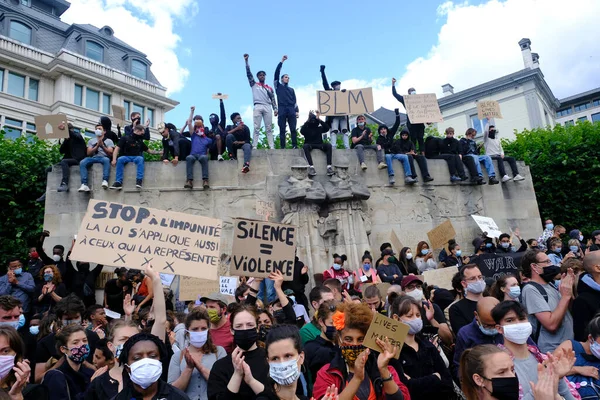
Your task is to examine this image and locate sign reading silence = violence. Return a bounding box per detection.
[70,200,222,280]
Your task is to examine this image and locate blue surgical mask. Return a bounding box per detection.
[363,264,371,271]
[546,223,554,230]
[0,321,19,330]
[455,250,462,257]
[486,243,493,248]
[13,268,22,276]
[554,248,562,254]
[44,273,53,282]
[29,326,39,335]
[358,122,365,127]
[421,249,429,255]
[511,246,517,253]
[500,242,510,249]
[467,279,486,294]
[554,279,561,288]
[478,321,498,336]
[570,246,579,253]
[332,263,341,271]
[508,286,521,299]
[18,314,25,329]
[591,341,600,359]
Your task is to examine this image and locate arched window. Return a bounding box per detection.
[85,41,104,62]
[9,21,32,45]
[131,60,147,80]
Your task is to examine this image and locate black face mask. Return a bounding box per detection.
[539,264,561,283]
[234,328,258,351]
[258,325,271,342]
[483,376,520,400]
[488,130,496,139]
[273,310,285,324]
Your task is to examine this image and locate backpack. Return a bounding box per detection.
[522,281,550,343]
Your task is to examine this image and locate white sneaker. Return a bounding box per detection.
[217,154,224,161]
[501,175,511,183]
[513,174,525,181]
[361,162,368,170]
[377,162,387,170]
[78,184,90,192]
[102,180,109,189]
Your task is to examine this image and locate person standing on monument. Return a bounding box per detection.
[391,77,426,153]
[320,65,350,148]
[300,111,333,177]
[244,54,277,149]
[274,55,299,149]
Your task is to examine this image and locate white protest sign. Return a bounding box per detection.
[104,309,121,319]
[220,276,238,296]
[471,215,503,239]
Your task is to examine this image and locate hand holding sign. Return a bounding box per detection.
[376,337,398,372]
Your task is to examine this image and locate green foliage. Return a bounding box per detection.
[503,121,600,235]
[0,132,61,261]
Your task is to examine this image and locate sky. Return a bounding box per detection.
[62,0,600,127]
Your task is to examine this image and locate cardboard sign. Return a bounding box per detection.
[256,199,276,217]
[179,276,220,301]
[112,105,127,127]
[231,218,297,280]
[317,87,375,116]
[212,94,229,100]
[402,93,443,124]
[104,309,121,319]
[477,100,503,120]
[390,230,404,253]
[220,276,238,296]
[423,266,459,290]
[471,215,502,239]
[474,252,524,280]
[34,114,69,139]
[159,273,176,287]
[364,312,410,359]
[427,220,456,250]
[70,200,222,280]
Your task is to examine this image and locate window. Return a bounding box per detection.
[147,108,154,127]
[133,103,144,121]
[124,101,131,118]
[85,41,103,62]
[9,21,32,45]
[574,102,590,112]
[578,116,588,123]
[557,108,573,117]
[74,84,83,106]
[470,115,489,136]
[0,69,3,91]
[593,99,600,107]
[28,78,38,101]
[131,60,147,80]
[7,72,25,97]
[565,120,574,127]
[86,88,99,111]
[103,94,111,114]
[26,122,36,131]
[4,118,23,139]
[592,113,600,123]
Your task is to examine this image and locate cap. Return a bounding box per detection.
[382,248,396,256]
[283,289,295,296]
[200,292,230,307]
[401,275,423,289]
[472,237,484,250]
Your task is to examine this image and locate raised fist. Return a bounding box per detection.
[394,108,399,114]
[281,55,288,62]
[320,65,326,72]
[243,54,249,61]
[392,77,397,85]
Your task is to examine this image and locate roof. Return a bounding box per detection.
[70,24,147,57]
[558,87,600,108]
[366,107,407,127]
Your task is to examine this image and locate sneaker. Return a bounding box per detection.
[489,177,499,185]
[110,182,122,190]
[102,180,109,189]
[252,146,257,150]
[388,175,396,185]
[450,175,462,182]
[229,153,236,160]
[405,176,417,185]
[423,176,434,182]
[184,180,193,189]
[57,183,69,192]
[360,162,368,171]
[501,175,511,183]
[308,166,317,177]
[460,175,469,181]
[136,179,143,189]
[203,179,209,189]
[513,174,525,181]
[326,166,334,176]
[377,162,387,170]
[217,154,224,161]
[242,163,250,173]
[78,184,90,192]
[476,177,486,185]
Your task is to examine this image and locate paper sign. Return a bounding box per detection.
[179,276,220,301]
[317,87,375,116]
[104,309,121,319]
[231,218,297,280]
[34,114,69,139]
[212,94,229,100]
[256,200,276,217]
[220,276,238,296]
[70,200,222,280]
[111,104,127,127]
[477,100,503,120]
[427,220,456,250]
[390,231,404,252]
[364,312,410,358]
[423,266,459,290]
[403,93,443,124]
[474,252,524,280]
[471,215,502,239]
[159,273,176,287]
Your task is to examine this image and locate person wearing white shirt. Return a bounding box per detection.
[484,124,525,183]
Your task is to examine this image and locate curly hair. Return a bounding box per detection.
[39,264,62,284]
[334,302,373,334]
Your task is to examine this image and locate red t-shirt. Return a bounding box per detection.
[210,317,234,354]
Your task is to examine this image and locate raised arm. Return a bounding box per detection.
[391,78,405,106]
[244,54,255,87]
[274,61,283,90]
[147,266,166,341]
[389,109,401,135]
[320,65,331,90]
[219,100,226,130]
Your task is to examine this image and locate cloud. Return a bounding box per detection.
[62,0,195,95]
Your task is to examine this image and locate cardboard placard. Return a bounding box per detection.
[402,93,443,124]
[111,105,127,127]
[423,266,459,290]
[474,252,524,280]
[212,94,229,100]
[70,200,222,280]
[220,276,238,296]
[477,100,503,120]
[317,88,374,116]
[231,218,297,280]
[34,114,69,139]
[159,273,176,287]
[256,199,276,217]
[390,230,404,253]
[179,276,220,301]
[427,220,456,250]
[364,312,410,358]
[471,215,502,239]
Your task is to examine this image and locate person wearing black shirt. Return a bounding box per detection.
[424,136,467,182]
[36,231,67,279]
[110,124,153,190]
[459,128,499,185]
[27,248,44,285]
[225,113,253,173]
[395,128,434,182]
[589,230,600,252]
[208,99,227,160]
[274,55,299,149]
[124,111,150,140]
[440,127,482,184]
[300,111,333,176]
[448,265,485,334]
[157,122,187,165]
[391,78,426,152]
[281,257,310,312]
[104,268,130,315]
[351,115,386,171]
[376,108,401,154]
[320,65,351,149]
[99,116,120,144]
[57,123,87,193]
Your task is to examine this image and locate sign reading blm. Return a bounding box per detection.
[317,88,374,116]
[70,200,222,280]
[231,218,297,280]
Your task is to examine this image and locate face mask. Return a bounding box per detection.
[405,253,413,260]
[467,279,486,294]
[486,243,493,248]
[52,254,62,262]
[269,358,301,386]
[289,296,296,304]
[580,235,584,242]
[18,314,25,329]
[0,321,20,330]
[29,325,39,335]
[554,247,562,254]
[30,252,38,259]
[406,289,423,302]
[64,318,82,326]
[570,246,579,253]
[502,322,532,345]
[339,344,364,367]
[501,242,510,249]
[332,263,342,271]
[128,358,162,389]
[95,129,103,137]
[67,344,90,364]
[408,91,416,95]
[403,318,423,335]
[234,328,258,351]
[0,355,15,380]
[13,268,22,276]
[590,341,600,359]
[258,325,271,342]
[511,246,517,253]
[44,273,54,282]
[455,250,462,257]
[358,122,365,127]
[207,309,221,324]
[482,376,520,400]
[324,325,336,341]
[546,223,554,230]
[421,249,429,255]
[115,343,124,359]
[363,264,371,271]
[478,321,498,336]
[188,330,208,348]
[508,286,521,299]
[388,256,398,264]
[273,310,285,324]
[538,265,561,283]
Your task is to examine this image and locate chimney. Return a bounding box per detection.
[531,52,540,69]
[442,83,454,96]
[518,38,533,69]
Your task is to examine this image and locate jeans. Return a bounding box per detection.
[257,278,277,304]
[115,156,144,183]
[428,154,466,177]
[80,157,110,184]
[355,144,384,164]
[465,154,496,177]
[385,154,412,176]
[253,104,274,149]
[303,143,332,165]
[408,155,430,178]
[60,158,80,184]
[226,134,252,164]
[186,154,209,180]
[278,106,297,148]
[461,155,481,178]
[330,117,349,149]
[490,155,519,176]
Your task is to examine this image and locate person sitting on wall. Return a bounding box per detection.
[184,118,213,190]
[225,113,253,173]
[440,127,481,184]
[459,128,499,185]
[300,111,333,177]
[351,115,387,171]
[110,124,158,190]
[78,123,114,192]
[484,124,525,183]
[424,135,467,182]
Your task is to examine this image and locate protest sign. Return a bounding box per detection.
[212,94,229,100]
[402,93,443,124]
[34,114,69,139]
[477,100,503,120]
[112,105,127,127]
[179,276,219,301]
[474,252,524,280]
[423,267,458,290]
[317,88,374,116]
[390,230,404,253]
[427,220,456,250]
[231,218,297,280]
[70,200,222,280]
[364,312,410,358]
[256,199,276,217]
[220,276,238,296]
[104,309,121,319]
[471,215,502,238]
[159,273,176,287]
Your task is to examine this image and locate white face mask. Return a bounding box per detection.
[466,279,486,294]
[269,358,301,386]
[502,322,532,345]
[95,129,103,137]
[405,253,413,260]
[0,321,19,330]
[188,330,208,348]
[128,358,162,389]
[0,355,14,380]
[405,289,423,301]
[52,254,62,262]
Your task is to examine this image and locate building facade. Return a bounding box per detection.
[555,87,600,126]
[0,0,178,139]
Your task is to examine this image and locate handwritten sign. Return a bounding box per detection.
[212,94,229,100]
[402,93,443,124]
[256,199,276,217]
[471,215,502,239]
[317,88,374,116]
[364,312,410,358]
[231,218,297,280]
[423,266,459,290]
[427,220,456,250]
[70,200,222,280]
[112,105,127,127]
[179,276,220,301]
[477,100,503,120]
[159,273,176,287]
[474,252,524,280]
[34,114,69,139]
[220,276,238,296]
[390,231,404,253]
